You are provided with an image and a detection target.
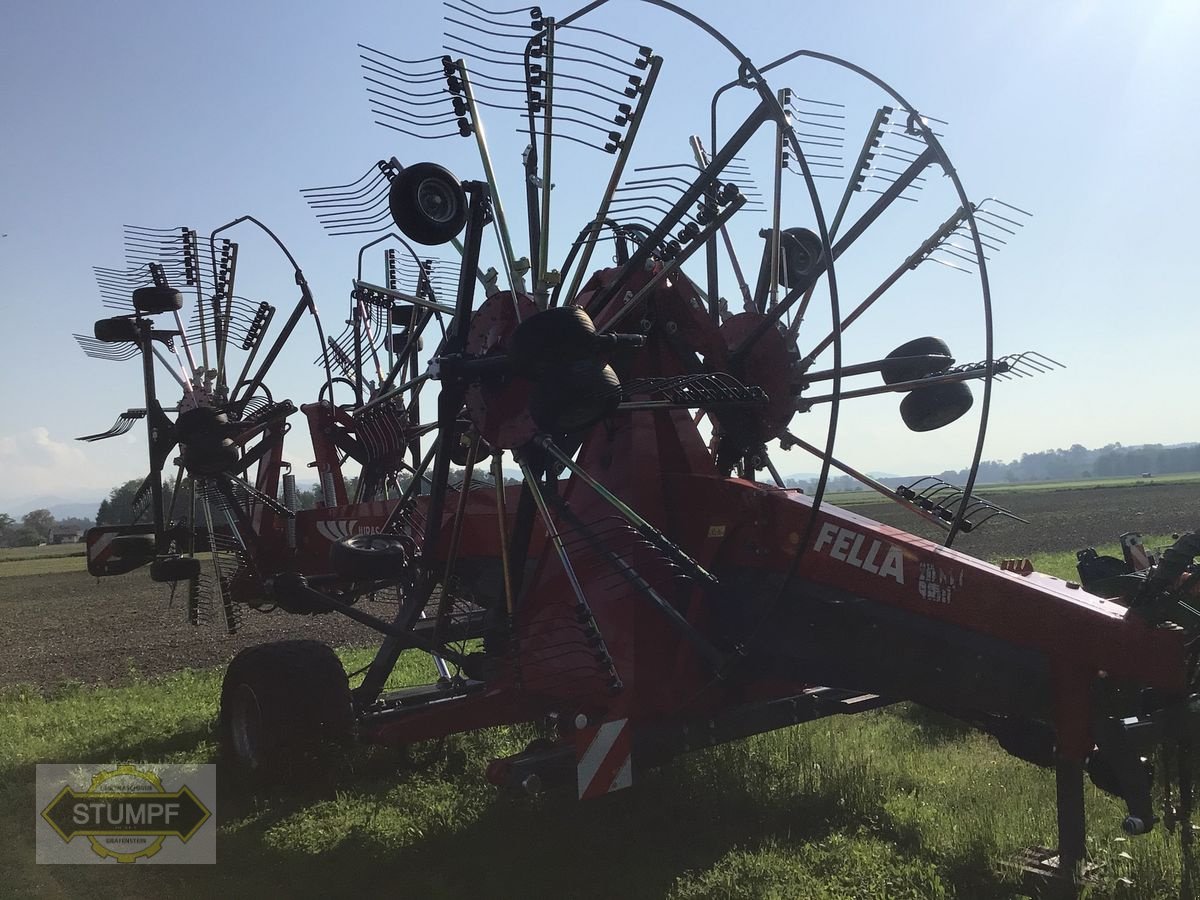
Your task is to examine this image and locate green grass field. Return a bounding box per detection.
[1,486,1195,897]
[0,544,87,577]
[0,654,1185,899]
[1021,534,1174,582]
[823,471,1200,507]
[0,544,87,561]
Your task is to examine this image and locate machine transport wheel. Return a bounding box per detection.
[219,640,353,777]
[93,316,140,344]
[449,419,492,466]
[181,436,239,476]
[175,407,230,443]
[330,534,412,580]
[509,306,601,375]
[881,336,954,385]
[529,360,621,433]
[899,381,974,432]
[111,533,156,559]
[149,555,202,583]
[132,285,184,313]
[388,162,468,246]
[778,226,824,290]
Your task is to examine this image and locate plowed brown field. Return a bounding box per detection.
[3,479,1196,689]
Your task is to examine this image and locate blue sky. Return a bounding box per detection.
[1,0,1198,508]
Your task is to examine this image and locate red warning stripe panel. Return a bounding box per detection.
[576,718,633,800]
[88,532,117,571]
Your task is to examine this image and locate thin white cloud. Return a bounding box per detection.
[0,426,118,504]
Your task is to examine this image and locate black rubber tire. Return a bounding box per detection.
[899,381,974,432]
[219,641,353,779]
[448,420,492,467]
[330,534,411,580]
[93,316,139,344]
[388,162,468,246]
[150,555,202,583]
[530,360,621,433]
[182,436,239,476]
[132,286,183,313]
[176,407,230,444]
[111,533,156,560]
[881,336,954,385]
[778,227,824,290]
[509,306,600,376]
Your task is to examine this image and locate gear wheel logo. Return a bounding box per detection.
[40,764,212,864]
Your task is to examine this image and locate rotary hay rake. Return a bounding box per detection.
[75,1,1199,889]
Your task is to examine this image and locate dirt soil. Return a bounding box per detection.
[851,479,1200,559]
[0,568,377,689]
[2,481,1197,690]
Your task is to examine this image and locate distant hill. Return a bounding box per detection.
[936,442,1200,487]
[784,442,1200,493]
[2,497,102,520]
[9,442,1200,516]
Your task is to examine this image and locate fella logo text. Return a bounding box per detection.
[813,522,905,584]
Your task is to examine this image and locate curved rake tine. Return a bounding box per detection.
[993,504,1028,525]
[968,508,1006,529]
[318,206,393,229]
[376,118,466,141]
[916,480,954,500]
[448,43,632,98]
[953,222,1010,247]
[974,199,1033,229]
[443,14,532,41]
[898,476,938,496]
[557,22,647,54]
[447,33,644,84]
[77,408,147,442]
[934,488,966,507]
[313,204,390,229]
[358,55,447,86]
[521,126,620,153]
[299,167,382,197]
[362,76,449,103]
[321,223,392,238]
[74,337,140,362]
[1022,351,1063,371]
[999,355,1037,378]
[609,198,690,218]
[360,43,451,72]
[622,176,691,191]
[1027,351,1064,369]
[309,188,391,218]
[365,90,459,122]
[929,481,963,499]
[122,224,184,236]
[1011,352,1051,373]
[445,0,536,21]
[471,62,621,108]
[370,103,461,128]
[224,474,296,519]
[548,37,650,71]
[962,501,1006,523]
[304,172,389,206]
[356,43,447,69]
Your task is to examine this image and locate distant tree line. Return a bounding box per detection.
[785,441,1200,493]
[0,509,94,548]
[90,467,523,530]
[935,442,1200,486]
[63,441,1197,539]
